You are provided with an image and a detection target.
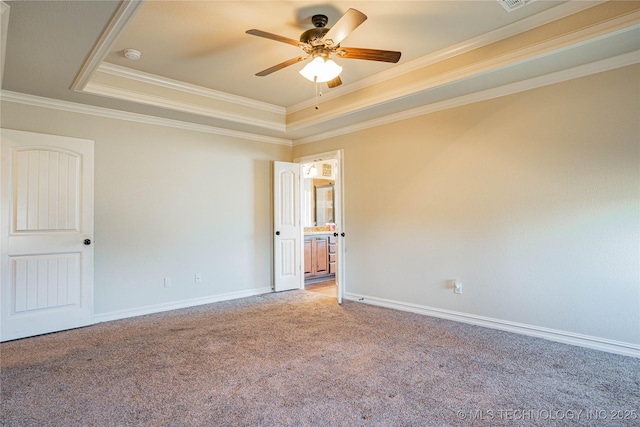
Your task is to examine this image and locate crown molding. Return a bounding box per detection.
[287,11,640,132]
[286,0,607,114]
[4,49,635,149]
[97,62,285,115]
[70,0,144,92]
[0,91,292,146]
[293,50,640,146]
[83,80,286,132]
[1,1,9,88]
[0,50,640,150]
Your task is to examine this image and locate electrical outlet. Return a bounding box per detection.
[194,273,202,284]
[453,280,462,294]
[164,277,172,287]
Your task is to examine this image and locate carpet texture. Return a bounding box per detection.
[1,290,638,426]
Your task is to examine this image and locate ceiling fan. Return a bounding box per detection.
[246,8,401,88]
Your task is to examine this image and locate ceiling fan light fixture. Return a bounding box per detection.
[299,56,342,83]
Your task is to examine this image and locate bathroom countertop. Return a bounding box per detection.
[304,226,335,235]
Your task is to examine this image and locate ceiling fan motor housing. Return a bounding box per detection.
[300,27,329,44]
[300,14,330,44]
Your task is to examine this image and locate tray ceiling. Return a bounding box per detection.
[2,1,639,144]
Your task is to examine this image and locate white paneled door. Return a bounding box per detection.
[273,161,301,292]
[1,129,94,341]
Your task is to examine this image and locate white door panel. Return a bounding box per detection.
[14,148,80,232]
[1,129,94,341]
[273,161,301,292]
[11,253,80,312]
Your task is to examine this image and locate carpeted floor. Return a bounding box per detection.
[1,290,638,426]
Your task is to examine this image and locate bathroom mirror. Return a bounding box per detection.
[315,184,334,225]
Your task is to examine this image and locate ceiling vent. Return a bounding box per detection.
[498,0,537,12]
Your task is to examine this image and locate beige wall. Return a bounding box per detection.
[1,102,291,315]
[2,64,637,348]
[294,64,640,344]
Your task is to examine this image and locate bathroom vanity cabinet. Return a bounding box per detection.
[304,233,336,283]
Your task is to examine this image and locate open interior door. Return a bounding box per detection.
[273,161,301,292]
[1,129,94,341]
[333,152,344,305]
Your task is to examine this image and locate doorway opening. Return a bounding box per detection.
[302,159,337,298]
[295,150,344,303]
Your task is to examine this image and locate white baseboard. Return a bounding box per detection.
[93,287,273,324]
[343,292,640,358]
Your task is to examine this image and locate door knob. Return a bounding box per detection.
[341,232,346,237]
[83,239,92,246]
[333,232,338,237]
[275,231,280,235]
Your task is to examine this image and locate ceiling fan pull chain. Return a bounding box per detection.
[315,78,319,110]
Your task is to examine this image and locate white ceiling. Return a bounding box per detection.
[2,1,639,144]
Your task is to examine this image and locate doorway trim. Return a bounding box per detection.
[294,149,345,304]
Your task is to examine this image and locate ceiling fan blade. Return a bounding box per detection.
[246,29,303,47]
[255,56,308,77]
[323,8,367,47]
[338,47,401,63]
[326,76,342,88]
